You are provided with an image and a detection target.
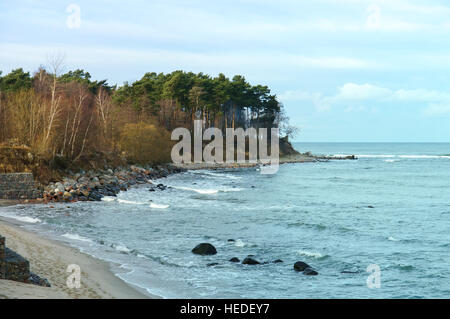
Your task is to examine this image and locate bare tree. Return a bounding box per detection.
[69,84,88,158]
[276,106,299,140]
[43,53,65,149]
[95,87,111,137]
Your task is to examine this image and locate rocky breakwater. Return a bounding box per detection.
[41,165,185,203]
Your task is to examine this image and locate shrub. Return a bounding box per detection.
[119,122,172,165]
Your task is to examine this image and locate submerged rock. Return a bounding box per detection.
[192,243,217,255]
[207,263,219,267]
[272,259,283,263]
[229,257,240,263]
[242,257,260,265]
[303,268,319,276]
[293,261,311,272]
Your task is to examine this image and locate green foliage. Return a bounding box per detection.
[59,69,112,94]
[111,70,281,128]
[0,68,32,92]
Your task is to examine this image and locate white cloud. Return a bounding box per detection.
[0,42,375,75]
[422,103,450,116]
[336,83,391,100]
[280,82,450,116]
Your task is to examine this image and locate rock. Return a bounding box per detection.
[242,257,260,265]
[207,263,219,267]
[192,243,217,255]
[303,267,319,276]
[63,191,72,201]
[229,257,240,263]
[368,206,374,209]
[272,259,283,263]
[293,261,311,272]
[227,239,235,242]
[29,272,51,287]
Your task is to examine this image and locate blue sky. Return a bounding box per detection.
[1,0,450,142]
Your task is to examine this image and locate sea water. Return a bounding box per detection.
[1,143,449,298]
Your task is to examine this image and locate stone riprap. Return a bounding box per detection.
[41,165,185,203]
[0,173,42,200]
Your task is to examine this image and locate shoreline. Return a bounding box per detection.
[0,154,356,299]
[0,210,158,299]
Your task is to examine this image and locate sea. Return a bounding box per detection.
[0,143,449,298]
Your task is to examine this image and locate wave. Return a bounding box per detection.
[388,236,400,242]
[0,213,42,224]
[112,243,131,253]
[192,170,242,179]
[117,199,147,205]
[62,233,93,242]
[384,159,400,163]
[297,250,325,259]
[173,186,243,194]
[333,154,450,159]
[150,203,169,209]
[202,171,242,180]
[233,239,257,247]
[101,196,116,202]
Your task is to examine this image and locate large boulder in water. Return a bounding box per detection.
[192,243,217,255]
[293,261,311,272]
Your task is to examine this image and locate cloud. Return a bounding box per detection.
[0,42,375,77]
[422,103,450,116]
[280,83,450,116]
[336,83,391,100]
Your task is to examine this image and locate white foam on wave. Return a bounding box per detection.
[0,213,42,224]
[150,203,169,209]
[388,236,399,242]
[384,159,400,163]
[101,196,116,202]
[113,244,131,253]
[234,239,246,247]
[333,154,450,159]
[399,155,450,159]
[62,233,93,242]
[297,250,323,259]
[202,171,242,180]
[174,186,243,194]
[222,187,244,192]
[175,186,219,194]
[117,199,147,205]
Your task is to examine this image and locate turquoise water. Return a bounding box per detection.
[1,143,449,298]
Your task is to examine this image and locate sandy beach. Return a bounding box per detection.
[0,205,156,299]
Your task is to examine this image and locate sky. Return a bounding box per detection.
[1,0,450,142]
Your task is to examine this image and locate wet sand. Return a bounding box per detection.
[0,210,158,299]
